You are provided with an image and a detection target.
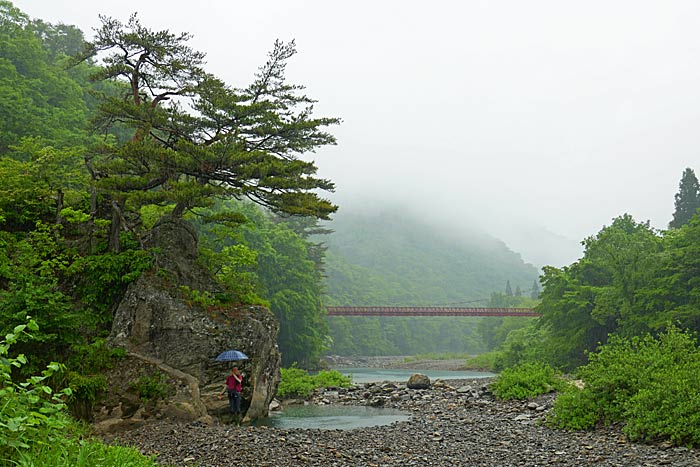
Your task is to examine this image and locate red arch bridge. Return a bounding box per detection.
[325,306,540,317]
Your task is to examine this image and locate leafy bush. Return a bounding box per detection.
[549,385,599,430]
[277,367,352,399]
[624,371,700,445]
[490,362,563,400]
[0,318,159,466]
[549,326,700,446]
[67,249,152,315]
[63,339,125,420]
[277,367,316,398]
[0,321,74,460]
[130,373,170,401]
[66,372,108,420]
[313,370,353,389]
[68,338,126,375]
[179,285,217,307]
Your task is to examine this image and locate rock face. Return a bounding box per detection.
[106,217,281,425]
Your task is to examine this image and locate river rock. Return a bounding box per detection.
[269,399,282,411]
[406,373,431,389]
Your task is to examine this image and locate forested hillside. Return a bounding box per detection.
[323,209,538,305]
[321,209,540,355]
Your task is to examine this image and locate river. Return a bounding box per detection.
[261,366,494,430]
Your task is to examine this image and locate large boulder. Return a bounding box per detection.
[108,217,281,424]
[407,373,431,390]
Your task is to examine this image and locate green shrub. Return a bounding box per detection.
[0,318,159,466]
[0,320,74,460]
[66,372,108,420]
[490,362,563,400]
[67,249,152,315]
[277,367,315,398]
[623,370,700,446]
[549,385,599,430]
[549,325,700,446]
[277,368,352,399]
[179,285,217,307]
[312,370,353,389]
[130,373,169,401]
[68,338,126,375]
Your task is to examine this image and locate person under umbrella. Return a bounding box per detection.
[218,367,243,416]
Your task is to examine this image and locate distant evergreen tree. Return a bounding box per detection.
[669,168,700,229]
[505,280,513,296]
[514,285,522,297]
[530,279,540,299]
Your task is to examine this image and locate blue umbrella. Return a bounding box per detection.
[215,350,249,362]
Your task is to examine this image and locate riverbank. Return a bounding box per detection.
[104,373,700,466]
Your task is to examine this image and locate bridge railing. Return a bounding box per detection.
[325,306,540,317]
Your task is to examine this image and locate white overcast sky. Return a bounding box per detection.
[13,0,700,265]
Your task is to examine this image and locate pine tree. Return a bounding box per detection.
[505,280,513,296]
[669,168,700,229]
[80,14,339,251]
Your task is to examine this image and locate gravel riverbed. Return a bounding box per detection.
[104,374,700,467]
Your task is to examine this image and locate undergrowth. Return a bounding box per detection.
[549,325,700,447]
[490,361,563,400]
[0,318,160,467]
[277,367,352,399]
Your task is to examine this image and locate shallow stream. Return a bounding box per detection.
[259,367,494,430]
[262,404,411,430]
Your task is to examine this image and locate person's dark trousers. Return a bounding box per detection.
[228,389,241,414]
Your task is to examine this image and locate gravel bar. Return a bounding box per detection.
[104,377,700,467]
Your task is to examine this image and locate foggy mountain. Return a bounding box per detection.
[320,208,540,306]
[496,224,584,268]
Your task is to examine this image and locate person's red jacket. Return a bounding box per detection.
[226,373,242,392]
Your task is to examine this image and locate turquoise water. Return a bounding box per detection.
[263,404,411,430]
[335,367,495,384]
[259,367,492,430]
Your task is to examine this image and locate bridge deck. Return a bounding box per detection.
[326,306,539,317]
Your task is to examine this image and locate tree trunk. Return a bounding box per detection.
[108,201,122,253]
[88,184,98,254]
[172,202,186,218]
[55,189,64,224]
